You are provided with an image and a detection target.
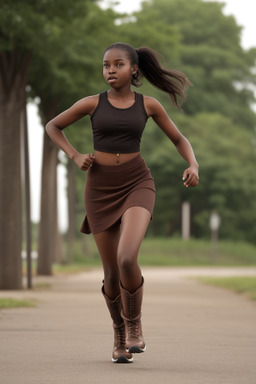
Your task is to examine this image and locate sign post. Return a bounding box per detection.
[209,211,221,263]
[181,202,190,240]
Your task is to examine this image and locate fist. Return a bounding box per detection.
[74,153,95,171]
[182,166,199,187]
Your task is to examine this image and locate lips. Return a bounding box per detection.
[108,77,117,82]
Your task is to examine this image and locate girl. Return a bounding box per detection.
[46,42,199,364]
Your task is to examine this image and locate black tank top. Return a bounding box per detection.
[91,91,148,153]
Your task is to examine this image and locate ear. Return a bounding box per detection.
[131,64,138,75]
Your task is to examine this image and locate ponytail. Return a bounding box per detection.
[104,43,191,109]
[136,47,191,110]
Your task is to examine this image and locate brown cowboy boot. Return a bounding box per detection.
[120,277,146,353]
[102,284,133,363]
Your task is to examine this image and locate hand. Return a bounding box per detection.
[73,153,95,171]
[182,165,199,188]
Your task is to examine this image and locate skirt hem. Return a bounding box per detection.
[80,203,153,235]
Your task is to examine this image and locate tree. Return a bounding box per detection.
[0,0,95,286]
[0,0,32,287]
[138,0,256,126]
[144,111,256,240]
[107,0,256,242]
[28,3,119,271]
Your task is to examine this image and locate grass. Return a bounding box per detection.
[33,282,52,289]
[197,276,256,301]
[22,237,256,275]
[79,237,256,267]
[0,298,36,309]
[138,237,256,266]
[52,263,93,275]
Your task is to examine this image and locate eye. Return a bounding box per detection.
[116,63,124,67]
[103,63,109,68]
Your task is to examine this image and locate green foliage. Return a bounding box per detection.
[116,7,181,59]
[142,109,256,240]
[173,112,256,241]
[2,0,256,245]
[136,0,256,125]
[120,0,256,242]
[0,0,90,51]
[71,0,256,244]
[27,1,118,116]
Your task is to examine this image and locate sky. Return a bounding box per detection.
[28,0,256,230]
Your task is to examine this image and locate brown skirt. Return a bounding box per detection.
[80,154,156,234]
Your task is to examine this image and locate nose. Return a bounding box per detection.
[108,65,116,73]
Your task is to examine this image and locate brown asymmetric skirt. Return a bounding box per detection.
[80,154,156,235]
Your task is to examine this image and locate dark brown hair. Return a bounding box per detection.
[105,42,191,109]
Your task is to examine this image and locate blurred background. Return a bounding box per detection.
[1,0,256,289]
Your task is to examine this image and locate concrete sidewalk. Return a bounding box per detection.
[1,267,256,384]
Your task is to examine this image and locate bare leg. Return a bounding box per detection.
[93,223,120,299]
[117,207,151,293]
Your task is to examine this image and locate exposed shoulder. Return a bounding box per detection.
[72,94,100,116]
[47,94,101,130]
[143,95,165,117]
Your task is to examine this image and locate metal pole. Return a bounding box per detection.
[182,202,190,240]
[22,100,32,289]
[211,229,218,263]
[209,211,221,264]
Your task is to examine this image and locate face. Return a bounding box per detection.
[103,48,138,88]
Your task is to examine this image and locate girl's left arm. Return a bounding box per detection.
[145,97,199,188]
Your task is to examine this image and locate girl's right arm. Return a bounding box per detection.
[46,95,98,171]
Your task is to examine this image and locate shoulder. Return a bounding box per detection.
[47,94,102,129]
[71,94,100,116]
[143,95,166,117]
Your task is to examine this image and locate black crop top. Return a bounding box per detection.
[90,91,148,153]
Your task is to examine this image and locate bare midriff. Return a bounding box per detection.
[94,150,139,166]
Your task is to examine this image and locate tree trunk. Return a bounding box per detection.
[0,100,22,289]
[21,100,32,289]
[0,50,30,289]
[54,218,63,264]
[37,130,59,275]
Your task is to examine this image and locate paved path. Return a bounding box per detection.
[1,267,256,384]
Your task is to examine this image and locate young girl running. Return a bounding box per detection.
[46,42,199,363]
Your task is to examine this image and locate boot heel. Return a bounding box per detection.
[128,345,146,354]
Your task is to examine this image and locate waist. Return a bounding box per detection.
[94,150,139,166]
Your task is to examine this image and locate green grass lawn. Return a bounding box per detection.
[23,237,256,275]
[0,298,36,309]
[78,237,256,267]
[138,237,256,266]
[197,276,256,301]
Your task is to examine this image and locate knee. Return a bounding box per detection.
[118,251,137,275]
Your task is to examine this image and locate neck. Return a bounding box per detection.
[108,85,133,99]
